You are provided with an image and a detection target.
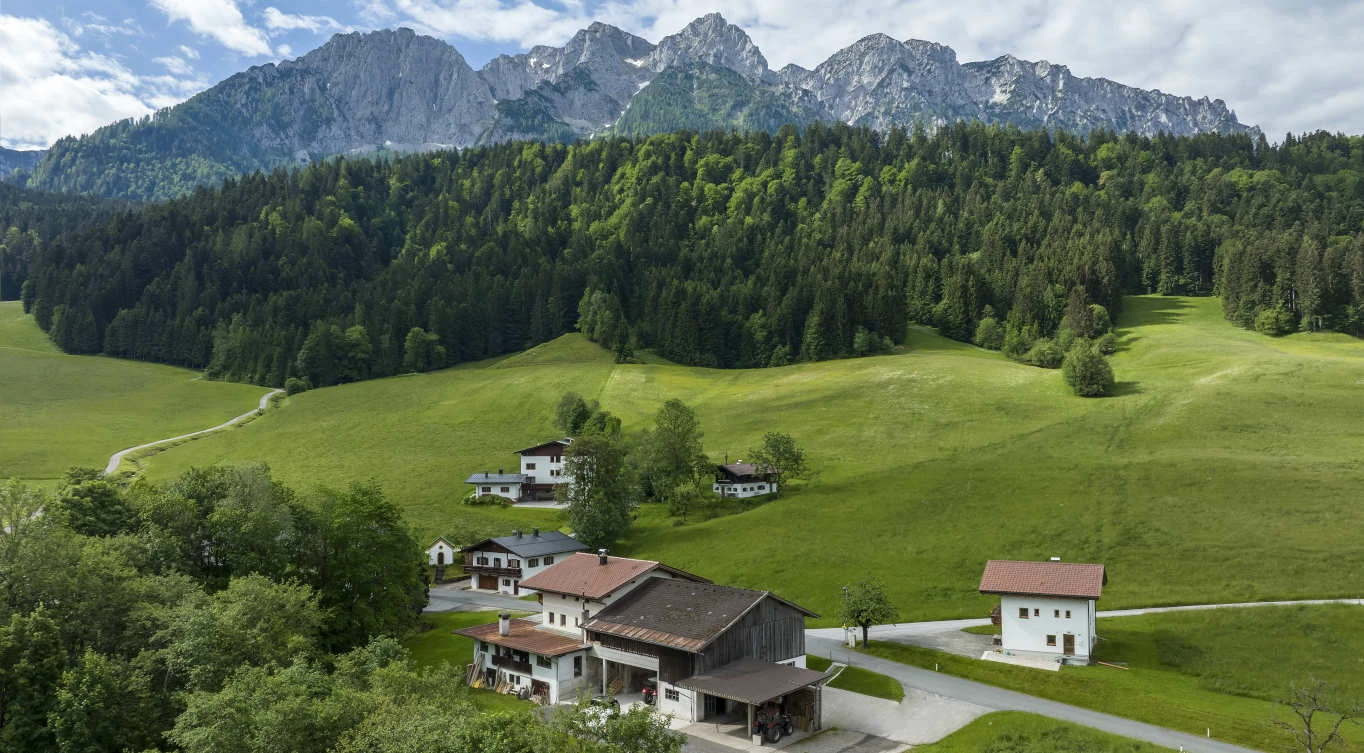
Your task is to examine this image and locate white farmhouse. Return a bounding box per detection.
[712,462,777,499]
[463,529,588,594]
[464,438,573,503]
[978,559,1107,663]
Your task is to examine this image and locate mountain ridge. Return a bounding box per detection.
[19,15,1256,200]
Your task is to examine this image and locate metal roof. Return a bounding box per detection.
[515,438,572,455]
[519,552,708,599]
[462,530,588,558]
[464,472,526,484]
[585,579,817,653]
[454,618,589,657]
[677,659,830,705]
[979,560,1107,599]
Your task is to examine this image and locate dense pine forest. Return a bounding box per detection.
[20,123,1364,388]
[0,183,120,301]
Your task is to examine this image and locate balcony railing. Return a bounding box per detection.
[491,654,532,674]
[467,565,523,578]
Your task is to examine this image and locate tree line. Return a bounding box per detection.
[21,124,1364,388]
[0,182,120,301]
[0,467,679,753]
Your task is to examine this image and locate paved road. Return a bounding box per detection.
[103,388,284,476]
[808,635,1260,753]
[425,580,539,613]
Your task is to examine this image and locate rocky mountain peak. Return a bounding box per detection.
[647,13,770,84]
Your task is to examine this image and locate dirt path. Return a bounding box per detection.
[102,389,284,476]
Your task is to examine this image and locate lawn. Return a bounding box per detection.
[803,655,904,702]
[912,711,1172,753]
[402,610,535,713]
[0,301,268,483]
[13,295,1364,625]
[864,604,1364,753]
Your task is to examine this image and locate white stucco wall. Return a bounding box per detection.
[712,481,776,498]
[520,452,572,486]
[999,595,1096,658]
[470,481,522,501]
[658,680,698,721]
[426,540,456,566]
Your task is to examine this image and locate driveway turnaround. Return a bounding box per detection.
[425,580,538,613]
[807,635,1264,753]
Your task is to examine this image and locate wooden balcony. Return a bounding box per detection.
[467,564,523,579]
[491,654,532,674]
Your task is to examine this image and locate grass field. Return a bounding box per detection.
[803,655,904,701]
[866,604,1364,752]
[8,295,1364,625]
[0,301,269,483]
[912,712,1171,753]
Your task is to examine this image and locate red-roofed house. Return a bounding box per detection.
[979,559,1107,662]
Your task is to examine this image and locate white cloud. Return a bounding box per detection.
[0,15,155,149]
[277,44,294,57]
[153,56,196,76]
[149,0,273,57]
[354,0,398,25]
[178,44,200,60]
[389,0,592,48]
[262,7,347,34]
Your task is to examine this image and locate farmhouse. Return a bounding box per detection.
[979,559,1107,663]
[463,529,588,595]
[464,438,573,502]
[457,551,828,733]
[712,461,777,498]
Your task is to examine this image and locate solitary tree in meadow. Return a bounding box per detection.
[839,579,899,648]
[1273,680,1361,753]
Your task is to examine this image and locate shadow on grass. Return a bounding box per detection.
[1120,296,1195,329]
[1110,381,1143,397]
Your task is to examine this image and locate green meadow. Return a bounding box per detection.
[0,301,267,484]
[911,712,1171,753]
[868,604,1364,752]
[7,295,1364,625]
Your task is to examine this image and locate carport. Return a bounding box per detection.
[678,658,829,741]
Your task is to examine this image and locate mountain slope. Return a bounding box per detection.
[20,15,1256,201]
[0,147,44,180]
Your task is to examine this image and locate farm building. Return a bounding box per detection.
[979,559,1107,663]
[462,529,587,594]
[457,551,828,737]
[712,461,777,498]
[464,438,573,502]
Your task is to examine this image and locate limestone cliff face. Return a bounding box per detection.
[22,15,1256,200]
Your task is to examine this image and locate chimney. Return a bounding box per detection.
[532,527,540,537]
[498,468,504,475]
[498,613,510,637]
[513,529,521,539]
[484,471,489,478]
[598,549,608,566]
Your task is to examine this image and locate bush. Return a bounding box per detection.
[1024,339,1064,369]
[462,494,509,507]
[974,317,1005,350]
[1254,306,1296,337]
[1096,332,1118,355]
[1062,342,1115,397]
[852,326,893,356]
[284,376,312,395]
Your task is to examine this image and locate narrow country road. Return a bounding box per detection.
[807,634,1262,753]
[103,389,284,476]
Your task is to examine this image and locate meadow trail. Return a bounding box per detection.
[103,388,285,476]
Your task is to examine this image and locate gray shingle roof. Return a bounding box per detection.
[585,578,815,652]
[464,530,587,558]
[464,472,525,484]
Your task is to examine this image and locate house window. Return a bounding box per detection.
[1046,635,1057,647]
[502,579,511,587]
[573,656,582,677]
[482,486,491,493]
[1034,608,1040,617]
[574,617,580,627]
[665,687,680,702]
[528,558,539,568]
[544,556,554,565]
[537,656,552,669]
[1018,608,1029,619]
[480,642,488,653]
[560,614,566,627]
[1054,609,1060,618]
[494,558,502,568]
[551,455,561,463]
[1066,610,1072,619]
[526,463,537,470]
[509,559,520,568]
[500,486,510,493]
[549,611,556,624]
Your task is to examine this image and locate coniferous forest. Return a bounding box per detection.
[20,123,1364,388]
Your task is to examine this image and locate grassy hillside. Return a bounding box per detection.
[0,301,267,482]
[19,295,1364,622]
[913,712,1171,753]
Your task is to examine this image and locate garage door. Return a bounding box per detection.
[478,574,494,590]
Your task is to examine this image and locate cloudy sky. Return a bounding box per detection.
[1,0,1360,150]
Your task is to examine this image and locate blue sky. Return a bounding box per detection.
[2,0,1363,150]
